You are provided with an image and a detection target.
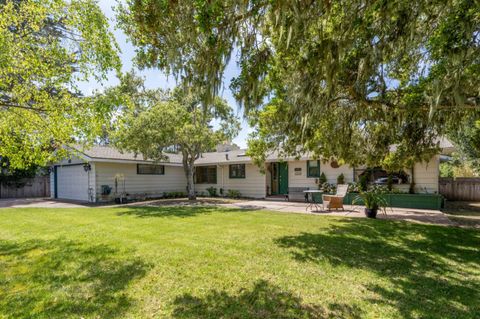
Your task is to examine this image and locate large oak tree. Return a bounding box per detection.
[117,0,479,170]
[107,74,240,200]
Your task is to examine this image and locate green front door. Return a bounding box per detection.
[278,162,288,195]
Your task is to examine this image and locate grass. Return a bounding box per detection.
[0,206,479,318]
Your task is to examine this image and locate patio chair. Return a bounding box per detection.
[322,184,349,211]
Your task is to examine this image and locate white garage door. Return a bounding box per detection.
[56,165,89,201]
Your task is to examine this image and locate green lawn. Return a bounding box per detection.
[0,206,479,319]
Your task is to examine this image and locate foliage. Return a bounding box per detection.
[206,187,217,197]
[318,172,327,184]
[359,175,369,192]
[117,0,479,171]
[108,73,240,200]
[100,185,112,196]
[440,162,455,178]
[353,190,389,211]
[0,0,120,168]
[163,192,187,199]
[226,189,241,198]
[347,182,360,193]
[440,157,479,178]
[387,174,394,191]
[0,157,39,187]
[319,182,336,194]
[336,173,345,185]
[447,115,480,175]
[369,184,390,194]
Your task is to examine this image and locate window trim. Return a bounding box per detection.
[306,160,321,178]
[195,165,217,184]
[136,164,165,175]
[229,164,246,179]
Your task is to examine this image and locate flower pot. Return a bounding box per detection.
[364,208,378,218]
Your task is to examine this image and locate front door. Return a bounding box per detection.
[278,162,288,195]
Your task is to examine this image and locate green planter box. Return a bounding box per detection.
[311,192,443,210]
[385,193,443,210]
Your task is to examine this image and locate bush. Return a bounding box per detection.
[387,174,394,191]
[369,184,389,194]
[206,187,217,197]
[359,175,368,192]
[163,191,186,199]
[348,182,360,193]
[320,182,336,194]
[319,172,327,184]
[226,189,241,198]
[101,185,112,196]
[337,173,345,185]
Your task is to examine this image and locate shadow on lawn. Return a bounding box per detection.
[116,205,249,218]
[275,219,480,318]
[172,279,363,319]
[0,239,148,319]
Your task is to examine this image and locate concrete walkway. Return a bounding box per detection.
[217,200,455,226]
[0,198,90,208]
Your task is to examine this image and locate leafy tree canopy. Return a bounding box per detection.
[0,0,120,169]
[447,115,480,174]
[117,0,479,169]
[107,73,240,200]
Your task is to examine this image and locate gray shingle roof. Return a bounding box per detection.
[74,145,183,164]
[73,138,454,166]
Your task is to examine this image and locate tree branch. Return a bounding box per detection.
[0,102,47,112]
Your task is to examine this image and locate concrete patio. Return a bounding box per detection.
[217,200,454,226]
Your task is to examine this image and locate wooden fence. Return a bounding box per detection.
[439,177,480,201]
[0,176,50,198]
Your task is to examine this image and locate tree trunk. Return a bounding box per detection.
[409,165,415,194]
[186,165,196,200]
[183,157,196,200]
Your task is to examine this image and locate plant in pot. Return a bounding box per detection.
[353,190,388,218]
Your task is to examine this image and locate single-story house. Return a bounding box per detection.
[50,144,447,203]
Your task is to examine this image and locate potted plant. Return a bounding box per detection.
[353,190,388,218]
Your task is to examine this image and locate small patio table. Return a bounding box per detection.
[303,190,323,211]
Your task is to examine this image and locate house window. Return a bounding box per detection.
[137,164,165,175]
[307,160,320,177]
[229,164,246,179]
[195,166,217,184]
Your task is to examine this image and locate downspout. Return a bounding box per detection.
[221,165,225,196]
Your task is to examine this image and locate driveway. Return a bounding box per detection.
[0,198,91,208]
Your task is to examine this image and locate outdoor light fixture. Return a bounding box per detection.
[83,163,91,172]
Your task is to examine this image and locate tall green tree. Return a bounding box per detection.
[109,74,240,200]
[447,115,480,174]
[117,0,479,169]
[0,0,120,169]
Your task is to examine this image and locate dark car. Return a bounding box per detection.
[374,176,401,185]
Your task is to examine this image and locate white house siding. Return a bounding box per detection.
[392,155,440,194]
[195,163,267,198]
[287,160,354,188]
[414,155,440,193]
[94,162,187,201]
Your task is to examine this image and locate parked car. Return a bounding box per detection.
[374,176,401,185]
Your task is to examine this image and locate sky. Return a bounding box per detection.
[77,0,253,149]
